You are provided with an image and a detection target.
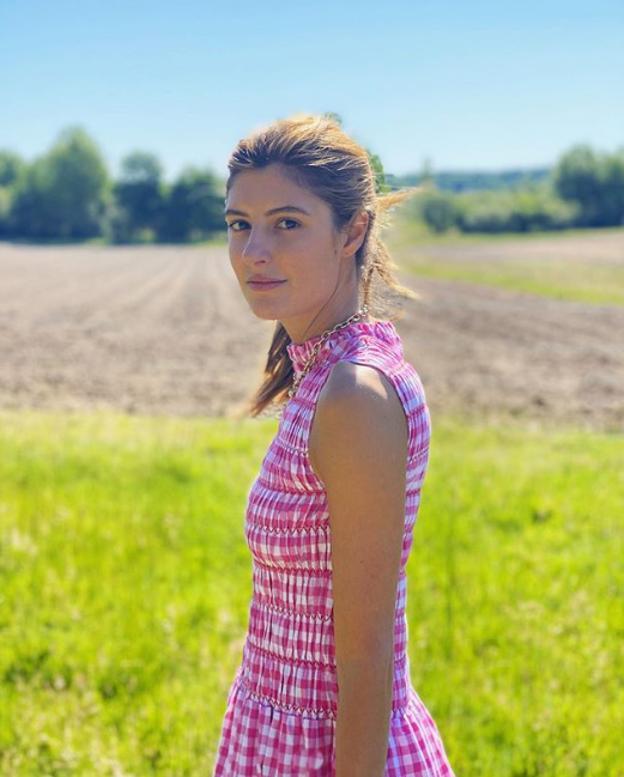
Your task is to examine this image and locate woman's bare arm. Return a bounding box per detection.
[309,360,409,777]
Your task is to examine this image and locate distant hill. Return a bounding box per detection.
[386,167,551,193]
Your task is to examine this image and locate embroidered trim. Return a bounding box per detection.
[246,521,329,535]
[253,559,333,575]
[241,682,337,720]
[237,674,410,720]
[252,598,333,621]
[245,637,336,669]
[255,475,326,495]
[252,561,407,580]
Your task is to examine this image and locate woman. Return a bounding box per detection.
[213,113,455,777]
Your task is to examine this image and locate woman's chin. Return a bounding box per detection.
[249,305,283,322]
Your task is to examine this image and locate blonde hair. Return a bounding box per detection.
[225,112,423,419]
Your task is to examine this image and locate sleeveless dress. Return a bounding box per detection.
[213,319,455,777]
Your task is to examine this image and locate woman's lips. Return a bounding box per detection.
[248,280,287,290]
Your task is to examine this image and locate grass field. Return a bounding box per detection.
[387,222,624,307]
[1,408,622,775]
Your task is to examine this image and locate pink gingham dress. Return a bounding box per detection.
[213,319,455,776]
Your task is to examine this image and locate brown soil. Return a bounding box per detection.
[0,238,622,432]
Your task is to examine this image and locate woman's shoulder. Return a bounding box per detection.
[320,358,392,403]
[310,358,407,453]
[308,357,409,490]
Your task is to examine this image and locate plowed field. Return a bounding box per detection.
[1,233,622,431]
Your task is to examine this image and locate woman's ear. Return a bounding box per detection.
[340,210,370,259]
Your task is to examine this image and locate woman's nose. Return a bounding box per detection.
[242,228,272,261]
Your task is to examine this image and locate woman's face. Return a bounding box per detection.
[224,163,354,336]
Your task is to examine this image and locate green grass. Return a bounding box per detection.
[386,221,624,306]
[0,408,622,776]
[400,253,624,305]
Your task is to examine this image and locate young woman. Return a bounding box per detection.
[213,113,455,777]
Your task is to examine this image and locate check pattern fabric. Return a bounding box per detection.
[213,319,455,776]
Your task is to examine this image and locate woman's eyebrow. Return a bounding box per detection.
[224,205,312,217]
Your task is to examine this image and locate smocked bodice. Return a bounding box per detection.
[235,318,432,719]
[213,317,457,776]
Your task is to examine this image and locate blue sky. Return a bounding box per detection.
[1,0,622,181]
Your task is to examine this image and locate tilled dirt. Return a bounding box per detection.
[0,237,622,432]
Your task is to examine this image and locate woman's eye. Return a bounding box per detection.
[277,218,299,230]
[226,218,299,232]
[227,220,248,231]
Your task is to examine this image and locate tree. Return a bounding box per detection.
[421,191,459,233]
[11,126,110,239]
[322,111,344,127]
[0,150,26,236]
[599,147,624,226]
[0,151,25,187]
[552,144,624,227]
[367,150,390,194]
[158,166,224,242]
[111,151,165,242]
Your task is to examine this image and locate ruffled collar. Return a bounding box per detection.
[286,319,401,376]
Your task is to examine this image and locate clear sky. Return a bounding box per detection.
[1,0,622,182]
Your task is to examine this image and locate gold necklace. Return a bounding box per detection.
[286,303,370,401]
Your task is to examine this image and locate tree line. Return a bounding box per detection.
[0,126,225,243]
[0,125,622,241]
[387,166,552,193]
[397,145,624,234]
